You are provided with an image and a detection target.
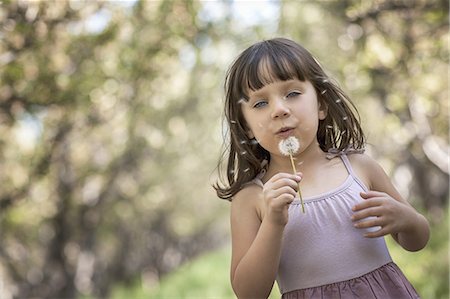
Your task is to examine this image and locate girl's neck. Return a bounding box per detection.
[266,143,327,178]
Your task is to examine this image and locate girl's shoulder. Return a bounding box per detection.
[347,152,388,190]
[231,183,264,221]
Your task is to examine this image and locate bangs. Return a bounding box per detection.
[238,41,309,100]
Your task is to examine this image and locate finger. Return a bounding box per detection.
[278,193,295,205]
[353,216,382,229]
[272,193,295,208]
[271,172,302,182]
[264,180,297,196]
[270,186,298,198]
[363,226,390,238]
[352,197,384,212]
[351,207,383,221]
[360,190,386,199]
[266,192,294,210]
[270,177,301,191]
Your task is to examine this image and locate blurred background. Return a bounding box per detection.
[0,0,448,298]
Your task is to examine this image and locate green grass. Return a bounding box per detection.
[111,248,280,299]
[111,211,448,299]
[146,248,236,299]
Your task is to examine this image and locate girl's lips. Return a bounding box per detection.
[276,128,295,138]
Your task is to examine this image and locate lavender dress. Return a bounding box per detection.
[251,154,420,299]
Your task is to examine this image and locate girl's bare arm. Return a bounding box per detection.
[230,174,299,298]
[351,154,430,251]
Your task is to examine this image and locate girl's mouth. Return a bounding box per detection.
[276,127,295,138]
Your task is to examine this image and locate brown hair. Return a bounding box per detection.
[214,38,365,200]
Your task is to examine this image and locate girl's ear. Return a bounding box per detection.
[318,101,328,120]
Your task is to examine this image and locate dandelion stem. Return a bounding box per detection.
[289,154,305,213]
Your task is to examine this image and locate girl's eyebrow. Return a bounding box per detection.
[248,89,266,100]
[284,79,305,88]
[249,80,304,99]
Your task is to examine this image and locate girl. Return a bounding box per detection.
[214,38,430,299]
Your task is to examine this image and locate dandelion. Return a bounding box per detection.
[279,136,299,157]
[278,136,305,213]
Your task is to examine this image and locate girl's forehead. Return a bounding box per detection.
[244,57,298,92]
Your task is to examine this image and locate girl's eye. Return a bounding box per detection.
[253,101,267,108]
[286,91,301,98]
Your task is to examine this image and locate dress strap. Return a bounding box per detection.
[340,154,356,177]
[250,177,264,188]
[339,154,369,192]
[244,160,267,189]
[327,147,370,192]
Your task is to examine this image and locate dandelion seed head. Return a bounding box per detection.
[240,140,247,144]
[230,120,237,124]
[240,151,247,155]
[321,89,327,95]
[278,136,300,156]
[336,99,342,103]
[343,116,348,120]
[243,168,250,172]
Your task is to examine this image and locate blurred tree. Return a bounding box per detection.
[0,0,228,298]
[279,0,448,211]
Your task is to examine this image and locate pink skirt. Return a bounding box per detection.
[281,262,420,299]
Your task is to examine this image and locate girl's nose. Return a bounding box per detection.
[271,99,290,119]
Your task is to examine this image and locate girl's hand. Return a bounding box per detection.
[262,172,302,227]
[351,190,418,238]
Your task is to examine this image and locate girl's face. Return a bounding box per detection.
[240,79,327,157]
